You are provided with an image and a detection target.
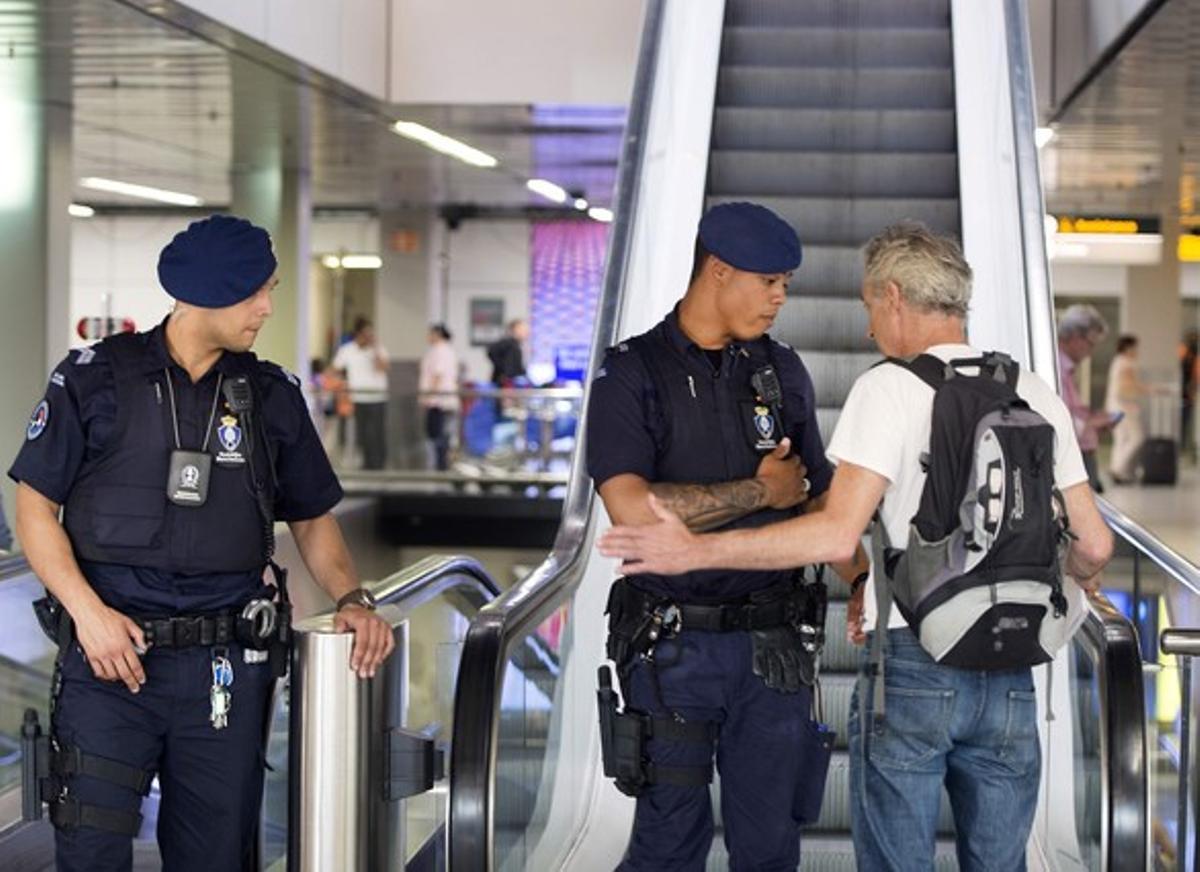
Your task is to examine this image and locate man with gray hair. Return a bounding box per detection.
[1057,303,1112,491]
[600,222,1113,870]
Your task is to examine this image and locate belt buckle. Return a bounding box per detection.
[174,617,200,648]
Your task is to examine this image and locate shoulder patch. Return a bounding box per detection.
[50,371,65,388]
[74,346,97,366]
[26,399,50,440]
[595,366,607,379]
[259,361,302,389]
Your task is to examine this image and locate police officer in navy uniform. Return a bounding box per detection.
[11,215,394,872]
[588,202,867,870]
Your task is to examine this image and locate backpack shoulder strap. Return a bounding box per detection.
[875,353,949,392]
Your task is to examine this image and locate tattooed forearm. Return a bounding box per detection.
[649,479,769,532]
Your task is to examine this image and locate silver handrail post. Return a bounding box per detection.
[288,614,409,871]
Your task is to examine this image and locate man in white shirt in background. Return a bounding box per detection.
[419,324,459,470]
[600,222,1113,871]
[333,316,390,470]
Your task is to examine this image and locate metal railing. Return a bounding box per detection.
[1004,0,1060,385]
[446,1,665,867]
[289,556,500,872]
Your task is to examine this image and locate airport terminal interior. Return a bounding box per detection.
[4,0,1200,869]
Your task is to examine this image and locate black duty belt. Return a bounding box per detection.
[673,597,801,633]
[139,613,237,648]
[136,597,287,651]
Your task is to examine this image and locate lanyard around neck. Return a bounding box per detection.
[164,369,223,452]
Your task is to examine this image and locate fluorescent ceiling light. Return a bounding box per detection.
[68,203,95,218]
[526,179,567,204]
[392,121,498,168]
[340,255,382,270]
[588,207,613,223]
[321,255,342,269]
[80,176,202,206]
[1035,127,1056,149]
[574,197,589,211]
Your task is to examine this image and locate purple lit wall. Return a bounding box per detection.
[529,220,609,380]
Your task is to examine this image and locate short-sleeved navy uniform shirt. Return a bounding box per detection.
[9,321,343,615]
[587,306,833,603]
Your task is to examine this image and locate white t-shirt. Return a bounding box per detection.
[825,344,1090,631]
[419,341,459,411]
[332,341,390,403]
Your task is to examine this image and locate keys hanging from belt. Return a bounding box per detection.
[210,648,234,730]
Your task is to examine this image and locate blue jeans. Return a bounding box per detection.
[849,628,1040,871]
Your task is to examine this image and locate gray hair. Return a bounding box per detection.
[1056,303,1108,342]
[862,222,973,317]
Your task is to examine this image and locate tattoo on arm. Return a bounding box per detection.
[649,479,768,532]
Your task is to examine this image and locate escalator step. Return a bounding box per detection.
[709,151,959,200]
[712,107,956,153]
[789,245,865,298]
[706,195,960,247]
[772,297,874,353]
[705,833,961,870]
[815,407,840,448]
[717,67,955,111]
[822,601,859,674]
[724,0,951,29]
[721,27,951,69]
[711,752,955,834]
[788,351,878,407]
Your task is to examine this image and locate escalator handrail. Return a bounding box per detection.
[1003,0,1059,385]
[447,0,666,866]
[0,554,30,583]
[1097,497,1200,596]
[1079,595,1148,871]
[363,553,501,609]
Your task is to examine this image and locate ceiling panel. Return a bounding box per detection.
[0,0,624,212]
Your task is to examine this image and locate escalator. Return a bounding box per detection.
[706,3,959,864]
[447,1,1153,871]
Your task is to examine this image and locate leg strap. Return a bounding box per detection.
[51,743,154,796]
[50,796,142,837]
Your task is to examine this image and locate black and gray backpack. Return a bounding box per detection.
[869,351,1076,675]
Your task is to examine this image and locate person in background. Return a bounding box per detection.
[333,317,389,470]
[487,318,529,386]
[1057,303,1113,492]
[419,324,459,471]
[1106,335,1158,484]
[1182,329,1199,462]
[310,358,352,461]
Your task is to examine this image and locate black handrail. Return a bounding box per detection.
[447,1,666,867]
[1080,595,1149,870]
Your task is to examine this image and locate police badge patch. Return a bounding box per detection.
[215,415,246,466]
[26,400,49,441]
[750,403,779,452]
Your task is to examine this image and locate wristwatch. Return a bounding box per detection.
[336,588,377,612]
[850,571,869,596]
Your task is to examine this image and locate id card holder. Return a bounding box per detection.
[167,450,212,507]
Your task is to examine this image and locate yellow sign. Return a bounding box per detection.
[1057,216,1141,235]
[1179,234,1200,262]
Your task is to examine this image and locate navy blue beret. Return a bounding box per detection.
[698,202,801,274]
[158,215,277,308]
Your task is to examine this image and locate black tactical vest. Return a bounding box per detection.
[62,332,274,575]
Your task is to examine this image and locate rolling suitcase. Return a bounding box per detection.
[1141,393,1178,485]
